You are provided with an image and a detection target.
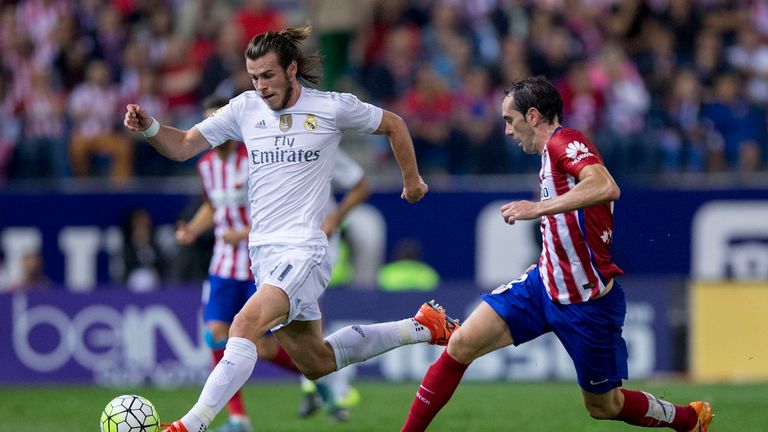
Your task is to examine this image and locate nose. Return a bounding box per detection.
[256,78,267,93]
[504,123,514,137]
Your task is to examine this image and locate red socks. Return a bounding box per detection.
[401,350,469,432]
[615,389,697,430]
[212,348,246,416]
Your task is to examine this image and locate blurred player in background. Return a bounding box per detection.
[125,25,458,432]
[400,76,713,432]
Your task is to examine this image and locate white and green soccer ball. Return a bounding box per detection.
[100,394,160,432]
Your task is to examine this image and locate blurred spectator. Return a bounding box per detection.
[11,66,69,179]
[647,68,709,172]
[121,208,168,292]
[377,238,438,292]
[0,68,19,180]
[590,41,651,174]
[92,4,127,78]
[725,25,768,106]
[15,0,71,67]
[175,0,233,42]
[528,24,577,82]
[68,59,133,183]
[233,0,286,45]
[451,66,507,174]
[702,72,767,172]
[51,14,90,91]
[690,28,729,90]
[420,2,469,90]
[158,36,202,128]
[397,63,453,174]
[361,25,419,106]
[199,25,245,100]
[557,61,604,138]
[635,19,679,100]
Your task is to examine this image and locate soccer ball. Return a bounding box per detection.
[100,394,160,432]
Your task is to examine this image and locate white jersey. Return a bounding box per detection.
[324,148,365,218]
[195,87,382,247]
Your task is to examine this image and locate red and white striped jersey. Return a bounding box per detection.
[198,144,252,281]
[537,128,623,304]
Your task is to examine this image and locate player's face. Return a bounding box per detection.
[246,52,297,110]
[502,96,537,154]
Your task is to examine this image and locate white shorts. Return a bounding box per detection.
[249,243,332,327]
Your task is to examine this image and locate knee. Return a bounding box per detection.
[302,369,326,381]
[584,399,621,420]
[445,328,477,364]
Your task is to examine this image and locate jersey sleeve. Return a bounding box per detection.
[332,149,364,190]
[332,92,384,134]
[194,101,243,148]
[549,130,603,178]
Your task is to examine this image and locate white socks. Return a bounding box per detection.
[325,319,431,370]
[182,337,258,431]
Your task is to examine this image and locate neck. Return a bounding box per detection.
[534,122,561,154]
[285,82,302,109]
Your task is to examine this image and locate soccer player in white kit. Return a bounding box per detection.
[124,25,459,432]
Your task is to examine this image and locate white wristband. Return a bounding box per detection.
[141,117,160,138]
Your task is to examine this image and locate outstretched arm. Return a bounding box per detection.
[501,164,620,224]
[124,104,212,162]
[374,110,428,203]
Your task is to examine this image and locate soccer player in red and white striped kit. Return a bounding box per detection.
[401,76,712,432]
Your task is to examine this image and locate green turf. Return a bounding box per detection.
[0,380,765,431]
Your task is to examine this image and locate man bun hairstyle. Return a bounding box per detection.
[244,24,322,87]
[504,76,563,124]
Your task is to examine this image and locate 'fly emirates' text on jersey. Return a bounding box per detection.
[538,128,623,304]
[198,144,252,281]
[195,88,383,248]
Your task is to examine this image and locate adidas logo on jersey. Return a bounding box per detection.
[255,120,267,129]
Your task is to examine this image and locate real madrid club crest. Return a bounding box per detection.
[279,114,292,132]
[304,114,318,131]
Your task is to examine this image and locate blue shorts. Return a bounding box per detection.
[203,275,257,323]
[481,266,628,393]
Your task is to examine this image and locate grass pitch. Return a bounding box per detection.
[0,380,765,431]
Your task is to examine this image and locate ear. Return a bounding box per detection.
[526,108,538,125]
[288,60,298,79]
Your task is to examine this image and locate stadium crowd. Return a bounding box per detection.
[1,0,767,183]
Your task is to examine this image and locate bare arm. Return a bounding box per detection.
[321,177,371,237]
[501,164,620,224]
[176,201,215,245]
[124,104,211,161]
[374,110,428,203]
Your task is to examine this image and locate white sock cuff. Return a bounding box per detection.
[226,337,258,360]
[325,333,347,370]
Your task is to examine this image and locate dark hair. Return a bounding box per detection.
[202,95,229,111]
[504,76,563,124]
[244,25,322,86]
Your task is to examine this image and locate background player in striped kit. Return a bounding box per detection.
[124,25,458,432]
[400,76,713,432]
